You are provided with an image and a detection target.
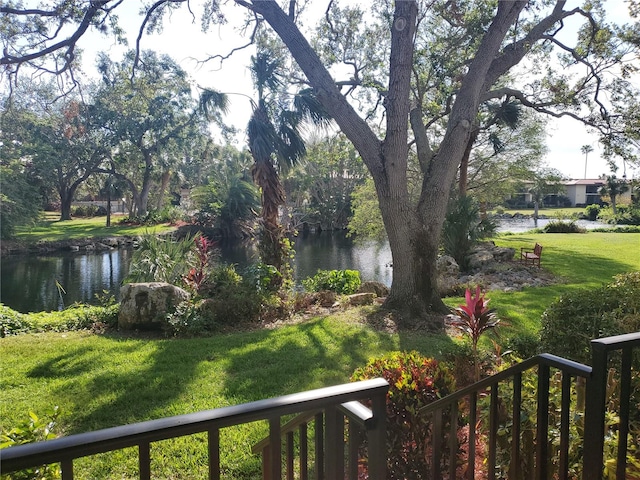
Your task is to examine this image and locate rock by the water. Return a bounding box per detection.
[119,282,190,330]
[347,292,375,306]
[358,281,390,297]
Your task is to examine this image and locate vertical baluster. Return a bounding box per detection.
[617,348,632,480]
[510,372,522,480]
[314,413,324,480]
[139,442,151,480]
[300,423,308,480]
[208,428,220,480]
[263,445,271,480]
[286,431,294,480]
[368,391,387,480]
[325,406,344,479]
[61,460,74,480]
[488,384,498,480]
[269,417,282,480]
[468,392,477,480]
[449,402,458,480]
[536,365,550,480]
[348,419,360,480]
[431,409,442,479]
[559,373,571,480]
[584,342,608,480]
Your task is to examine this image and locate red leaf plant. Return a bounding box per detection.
[447,285,500,382]
[185,235,212,292]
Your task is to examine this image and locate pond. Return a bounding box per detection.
[0,232,393,313]
[1,218,610,313]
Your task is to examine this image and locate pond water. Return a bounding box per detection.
[0,232,393,313]
[0,218,610,313]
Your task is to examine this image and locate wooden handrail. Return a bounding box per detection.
[1,378,389,479]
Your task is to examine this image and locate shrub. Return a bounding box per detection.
[540,272,640,364]
[0,304,118,336]
[584,204,601,221]
[0,406,61,479]
[506,332,540,359]
[351,351,456,480]
[125,234,195,285]
[442,195,497,271]
[302,269,361,295]
[0,304,28,337]
[542,220,585,233]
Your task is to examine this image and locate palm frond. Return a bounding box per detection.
[294,88,332,127]
[199,88,229,118]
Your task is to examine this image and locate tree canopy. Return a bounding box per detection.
[2,0,639,324]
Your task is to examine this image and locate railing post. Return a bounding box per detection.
[269,417,282,480]
[367,389,387,480]
[583,341,608,480]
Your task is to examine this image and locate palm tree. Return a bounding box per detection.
[599,174,629,216]
[247,51,329,280]
[581,145,594,179]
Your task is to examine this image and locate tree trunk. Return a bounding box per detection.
[247,0,526,322]
[155,170,171,211]
[458,129,479,197]
[136,151,154,217]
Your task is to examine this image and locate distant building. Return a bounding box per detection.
[563,179,606,206]
[506,178,633,208]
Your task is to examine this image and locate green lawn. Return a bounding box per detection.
[13,214,176,243]
[1,231,638,478]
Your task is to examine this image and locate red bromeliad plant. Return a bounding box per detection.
[185,235,212,293]
[447,285,500,381]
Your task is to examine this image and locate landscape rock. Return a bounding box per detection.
[358,281,390,297]
[119,282,190,330]
[347,292,375,306]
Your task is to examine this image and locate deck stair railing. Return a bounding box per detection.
[419,332,640,480]
[0,378,389,480]
[251,399,380,480]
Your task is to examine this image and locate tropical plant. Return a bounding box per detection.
[247,49,330,281]
[0,407,61,479]
[441,195,496,270]
[446,286,500,381]
[599,174,630,216]
[351,351,456,480]
[302,269,361,295]
[124,234,195,285]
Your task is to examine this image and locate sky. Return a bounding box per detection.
[71,0,638,181]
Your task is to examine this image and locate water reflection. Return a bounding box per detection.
[1,249,133,313]
[0,220,610,313]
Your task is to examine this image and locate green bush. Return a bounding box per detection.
[0,304,119,336]
[302,269,361,295]
[584,204,601,221]
[540,272,640,364]
[0,305,29,337]
[442,195,497,271]
[351,351,456,480]
[125,234,195,285]
[542,220,585,233]
[505,332,540,359]
[0,407,61,479]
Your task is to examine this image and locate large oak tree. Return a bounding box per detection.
[2,0,638,325]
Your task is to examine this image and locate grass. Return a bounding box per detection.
[12,214,176,243]
[1,231,638,478]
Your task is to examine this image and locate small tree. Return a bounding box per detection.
[599,174,630,216]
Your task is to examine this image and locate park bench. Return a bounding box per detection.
[520,243,543,267]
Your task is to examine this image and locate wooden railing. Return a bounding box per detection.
[2,332,638,479]
[0,378,389,480]
[420,332,640,480]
